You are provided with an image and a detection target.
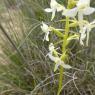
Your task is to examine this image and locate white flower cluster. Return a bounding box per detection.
[40,0,95,71]
[48,43,72,71]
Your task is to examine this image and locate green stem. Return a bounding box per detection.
[57,17,69,95]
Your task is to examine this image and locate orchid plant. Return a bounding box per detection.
[41,0,95,95]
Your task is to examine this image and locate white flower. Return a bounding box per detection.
[62,0,95,20]
[77,0,95,20]
[79,27,87,45]
[49,43,55,53]
[84,21,95,46]
[41,22,50,41]
[48,53,72,72]
[62,7,78,18]
[41,22,65,41]
[80,20,95,46]
[45,0,65,20]
[47,43,72,71]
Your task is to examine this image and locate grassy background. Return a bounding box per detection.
[0,0,95,95]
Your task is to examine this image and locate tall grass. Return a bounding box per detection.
[0,0,95,95]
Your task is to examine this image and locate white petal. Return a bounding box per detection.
[80,39,84,46]
[49,43,55,52]
[83,7,95,15]
[44,31,49,41]
[62,8,78,17]
[41,22,49,33]
[86,30,90,46]
[54,63,60,72]
[51,10,56,21]
[78,11,83,21]
[48,53,56,61]
[77,0,83,6]
[45,8,53,12]
[77,0,90,7]
[50,0,58,9]
[80,32,86,46]
[80,32,86,40]
[83,27,87,34]
[61,62,72,69]
[56,4,65,12]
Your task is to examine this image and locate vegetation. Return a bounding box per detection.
[0,0,95,95]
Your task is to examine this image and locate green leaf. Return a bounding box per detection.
[50,27,64,38]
